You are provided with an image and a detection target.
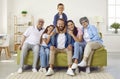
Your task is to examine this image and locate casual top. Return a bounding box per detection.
[83,28,91,42]
[82,24,103,44]
[41,33,50,46]
[50,32,72,48]
[77,27,83,38]
[57,33,66,49]
[53,13,67,26]
[59,14,63,19]
[23,26,44,45]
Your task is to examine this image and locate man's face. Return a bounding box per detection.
[37,19,44,28]
[57,20,65,31]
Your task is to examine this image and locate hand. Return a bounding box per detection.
[67,44,72,51]
[50,32,54,36]
[68,30,73,36]
[19,45,22,50]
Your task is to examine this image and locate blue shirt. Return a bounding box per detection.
[82,24,103,44]
[53,13,67,26]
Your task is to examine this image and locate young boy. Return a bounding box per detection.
[53,3,67,26]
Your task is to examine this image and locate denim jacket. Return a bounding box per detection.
[82,24,103,44]
[53,13,67,26]
[50,33,72,48]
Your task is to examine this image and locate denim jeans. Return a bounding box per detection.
[72,42,85,62]
[39,46,49,68]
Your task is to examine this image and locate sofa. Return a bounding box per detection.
[17,46,107,67]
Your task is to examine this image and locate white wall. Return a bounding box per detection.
[0,0,3,33]
[6,0,120,52]
[0,0,7,34]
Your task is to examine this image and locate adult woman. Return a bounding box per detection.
[78,17,103,73]
[67,20,85,69]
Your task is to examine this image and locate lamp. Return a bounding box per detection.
[94,16,103,32]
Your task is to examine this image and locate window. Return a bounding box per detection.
[108,0,120,30]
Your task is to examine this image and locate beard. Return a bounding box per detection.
[57,26,65,31]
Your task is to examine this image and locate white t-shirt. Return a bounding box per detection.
[59,14,63,19]
[23,26,44,45]
[41,33,49,46]
[83,28,91,42]
[57,33,66,49]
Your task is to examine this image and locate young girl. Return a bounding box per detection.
[39,25,54,73]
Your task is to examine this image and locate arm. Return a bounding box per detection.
[19,35,26,50]
[90,26,100,41]
[68,30,83,42]
[53,14,58,26]
[43,32,54,44]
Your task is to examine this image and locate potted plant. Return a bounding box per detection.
[110,22,120,33]
[21,11,27,17]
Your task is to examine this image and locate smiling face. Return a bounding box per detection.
[57,19,65,31]
[67,21,75,31]
[81,20,89,28]
[47,25,54,34]
[37,19,44,29]
[57,4,64,14]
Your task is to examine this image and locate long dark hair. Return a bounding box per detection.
[67,20,78,36]
[40,25,55,44]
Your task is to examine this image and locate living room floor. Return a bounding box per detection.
[0,52,120,79]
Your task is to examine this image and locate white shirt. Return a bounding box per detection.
[57,33,66,49]
[23,26,44,45]
[59,14,63,19]
[83,28,91,42]
[41,33,49,46]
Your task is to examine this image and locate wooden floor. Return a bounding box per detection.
[0,52,120,79]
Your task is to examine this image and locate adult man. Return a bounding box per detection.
[45,19,74,76]
[17,19,45,73]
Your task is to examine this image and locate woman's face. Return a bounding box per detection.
[67,22,74,31]
[47,26,54,33]
[81,20,89,28]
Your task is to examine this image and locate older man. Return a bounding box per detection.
[17,19,45,73]
[45,19,74,76]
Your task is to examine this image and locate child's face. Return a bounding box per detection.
[57,5,64,13]
[47,26,54,34]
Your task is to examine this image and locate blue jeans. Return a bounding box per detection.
[39,46,49,68]
[72,42,85,62]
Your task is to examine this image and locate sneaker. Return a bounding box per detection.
[43,68,47,73]
[32,68,37,72]
[86,67,90,73]
[78,60,87,67]
[39,67,43,72]
[17,68,23,74]
[66,68,75,76]
[71,63,78,69]
[75,67,79,74]
[45,68,54,76]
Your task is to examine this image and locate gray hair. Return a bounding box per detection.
[79,16,89,25]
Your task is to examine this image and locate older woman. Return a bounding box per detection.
[78,17,103,73]
[67,20,85,69]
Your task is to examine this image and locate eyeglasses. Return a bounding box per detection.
[81,21,87,24]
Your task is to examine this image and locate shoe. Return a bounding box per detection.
[66,68,75,76]
[75,67,79,74]
[17,68,23,74]
[43,68,47,73]
[39,67,43,72]
[45,68,54,76]
[78,60,87,67]
[32,68,37,72]
[86,67,90,73]
[71,63,78,69]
